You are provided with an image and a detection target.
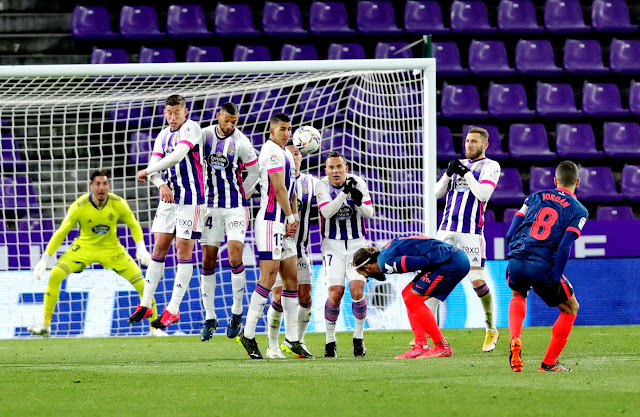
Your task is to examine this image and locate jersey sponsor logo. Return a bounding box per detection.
[92,224,110,235]
[208,152,230,170]
[578,217,587,230]
[337,205,353,221]
[227,220,246,229]
[454,177,470,190]
[110,252,125,261]
[462,246,480,254]
[177,218,193,227]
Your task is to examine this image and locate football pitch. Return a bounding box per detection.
[1,325,638,417]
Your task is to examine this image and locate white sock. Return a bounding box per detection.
[166,262,193,315]
[426,297,441,325]
[298,303,312,343]
[281,290,299,342]
[352,297,367,340]
[140,258,164,307]
[201,273,217,320]
[244,286,269,339]
[231,267,246,315]
[266,303,283,349]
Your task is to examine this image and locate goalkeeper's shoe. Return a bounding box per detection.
[482,329,500,352]
[128,304,153,324]
[150,309,180,329]
[509,337,524,373]
[281,339,314,359]
[395,345,429,359]
[149,327,168,337]
[353,338,366,357]
[28,324,51,337]
[266,346,286,359]
[200,318,218,342]
[538,361,572,372]
[226,313,242,339]
[236,331,263,360]
[324,342,338,358]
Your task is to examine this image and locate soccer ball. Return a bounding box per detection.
[292,126,322,154]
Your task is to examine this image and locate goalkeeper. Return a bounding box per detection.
[29,171,165,337]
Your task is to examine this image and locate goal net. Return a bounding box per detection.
[0,59,436,338]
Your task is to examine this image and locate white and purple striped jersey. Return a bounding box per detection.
[295,173,319,255]
[151,119,204,205]
[440,158,501,235]
[256,139,296,224]
[316,174,372,240]
[202,125,258,208]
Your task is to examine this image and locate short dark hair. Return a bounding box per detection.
[555,160,579,187]
[467,127,489,142]
[90,170,110,182]
[220,102,238,115]
[269,112,290,126]
[165,94,186,107]
[325,151,347,166]
[353,247,379,270]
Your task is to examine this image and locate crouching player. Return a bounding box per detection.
[353,235,470,359]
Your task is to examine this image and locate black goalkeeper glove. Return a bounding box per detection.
[446,159,458,177]
[452,159,470,177]
[342,177,354,194]
[345,178,363,206]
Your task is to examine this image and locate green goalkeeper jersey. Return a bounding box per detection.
[44,192,144,255]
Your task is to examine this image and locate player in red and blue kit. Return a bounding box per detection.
[505,161,587,373]
[353,235,470,359]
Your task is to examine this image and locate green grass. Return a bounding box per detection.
[1,326,639,417]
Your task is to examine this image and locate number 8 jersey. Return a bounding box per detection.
[507,187,588,268]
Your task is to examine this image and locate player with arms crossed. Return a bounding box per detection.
[237,113,311,359]
[315,151,374,357]
[353,235,470,358]
[199,102,259,341]
[505,161,587,372]
[29,171,163,336]
[265,142,318,358]
[128,94,204,330]
[434,127,501,352]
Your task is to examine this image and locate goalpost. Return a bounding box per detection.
[0,58,437,338]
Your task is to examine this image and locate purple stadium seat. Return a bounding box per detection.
[185,46,223,62]
[15,218,55,232]
[503,207,520,225]
[591,0,638,33]
[432,42,468,76]
[577,166,622,202]
[488,83,534,119]
[72,5,118,40]
[484,209,496,223]
[492,168,526,205]
[468,40,515,76]
[233,45,270,61]
[603,122,640,158]
[281,44,318,60]
[129,131,154,165]
[509,124,556,161]
[322,128,358,162]
[610,39,640,74]
[629,81,640,116]
[297,85,342,122]
[582,83,628,117]
[139,47,175,63]
[597,205,634,220]
[536,83,581,118]
[556,123,602,159]
[450,0,497,34]
[346,85,391,119]
[167,5,212,39]
[0,175,38,213]
[462,125,510,161]
[246,88,290,122]
[622,165,640,202]
[515,39,562,76]
[110,100,153,126]
[357,1,402,35]
[404,1,448,35]
[375,42,412,59]
[544,0,590,34]
[498,0,543,33]
[1,134,26,171]
[120,6,165,39]
[263,2,307,36]
[327,43,365,59]
[309,1,355,35]
[200,93,245,121]
[214,3,260,37]
[529,166,556,194]
[91,47,128,64]
[436,126,458,161]
[394,85,422,118]
[563,39,608,75]
[441,83,487,119]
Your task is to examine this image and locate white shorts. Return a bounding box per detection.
[254,219,296,261]
[436,229,485,270]
[274,252,312,287]
[200,206,249,246]
[321,237,368,287]
[151,201,203,240]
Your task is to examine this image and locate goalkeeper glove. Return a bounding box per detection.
[452,159,470,177]
[33,253,50,280]
[135,241,151,266]
[342,177,353,195]
[446,159,458,177]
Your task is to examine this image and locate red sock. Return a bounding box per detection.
[542,312,577,365]
[403,286,444,343]
[402,283,427,343]
[508,294,527,340]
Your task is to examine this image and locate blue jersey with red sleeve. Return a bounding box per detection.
[376,235,458,275]
[507,187,588,269]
